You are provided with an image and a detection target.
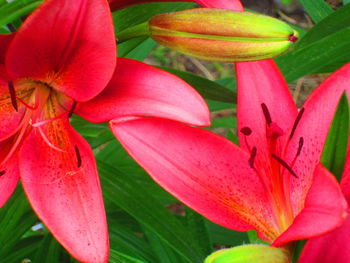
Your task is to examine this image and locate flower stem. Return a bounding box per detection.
[117,22,149,43]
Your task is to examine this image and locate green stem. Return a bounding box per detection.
[117,22,149,43]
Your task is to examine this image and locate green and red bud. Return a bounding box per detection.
[204,244,291,263]
[148,8,298,62]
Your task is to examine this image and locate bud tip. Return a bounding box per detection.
[288,34,298,43]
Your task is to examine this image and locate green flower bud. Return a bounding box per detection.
[204,244,291,263]
[148,8,298,62]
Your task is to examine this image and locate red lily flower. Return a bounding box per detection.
[108,0,348,247]
[298,144,350,263]
[107,0,243,11]
[0,0,209,262]
[110,60,350,247]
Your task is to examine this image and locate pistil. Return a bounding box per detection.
[74,145,82,168]
[7,81,18,112]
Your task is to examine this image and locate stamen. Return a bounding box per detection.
[68,101,77,118]
[271,154,298,178]
[8,81,18,112]
[32,113,67,128]
[261,103,272,126]
[16,97,39,110]
[37,126,68,153]
[74,145,82,168]
[240,127,252,136]
[296,137,304,157]
[248,147,257,168]
[0,170,5,176]
[289,108,305,140]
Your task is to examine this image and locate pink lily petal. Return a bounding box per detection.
[340,145,350,203]
[194,0,243,9]
[111,117,280,242]
[298,213,350,263]
[235,60,297,185]
[0,144,19,207]
[284,63,350,216]
[0,80,33,140]
[108,0,243,11]
[5,0,116,102]
[0,34,13,65]
[76,58,210,126]
[19,119,108,263]
[273,165,347,246]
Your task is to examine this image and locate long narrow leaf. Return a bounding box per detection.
[98,160,206,263]
[298,0,333,23]
[321,93,350,182]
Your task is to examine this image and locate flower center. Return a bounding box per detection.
[0,79,77,169]
[240,103,305,234]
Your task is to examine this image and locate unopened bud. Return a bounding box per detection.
[148,8,298,62]
[204,244,291,263]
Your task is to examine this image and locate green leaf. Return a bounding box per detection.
[0,186,38,257]
[110,249,147,263]
[113,2,196,32]
[33,233,63,263]
[297,3,350,47]
[98,161,205,263]
[109,218,156,262]
[1,236,43,263]
[159,67,235,103]
[321,93,350,182]
[298,0,333,23]
[184,208,211,256]
[0,0,40,28]
[124,38,157,61]
[276,25,350,82]
[143,226,188,263]
[206,221,248,246]
[277,3,350,81]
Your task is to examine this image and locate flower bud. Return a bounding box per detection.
[204,244,291,263]
[148,8,298,62]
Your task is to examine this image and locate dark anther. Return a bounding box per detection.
[289,108,305,140]
[74,145,82,168]
[8,81,18,112]
[6,24,16,33]
[240,127,252,136]
[261,103,272,126]
[296,137,304,157]
[0,170,5,176]
[289,34,298,43]
[271,154,298,178]
[68,101,77,118]
[248,147,257,168]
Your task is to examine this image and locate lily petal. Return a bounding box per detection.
[76,58,210,126]
[235,60,297,184]
[0,34,13,65]
[273,165,348,247]
[111,117,280,242]
[19,119,108,263]
[6,0,116,102]
[284,63,350,216]
[340,145,350,203]
[108,0,243,11]
[0,146,19,207]
[0,80,34,140]
[298,213,350,263]
[194,0,243,9]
